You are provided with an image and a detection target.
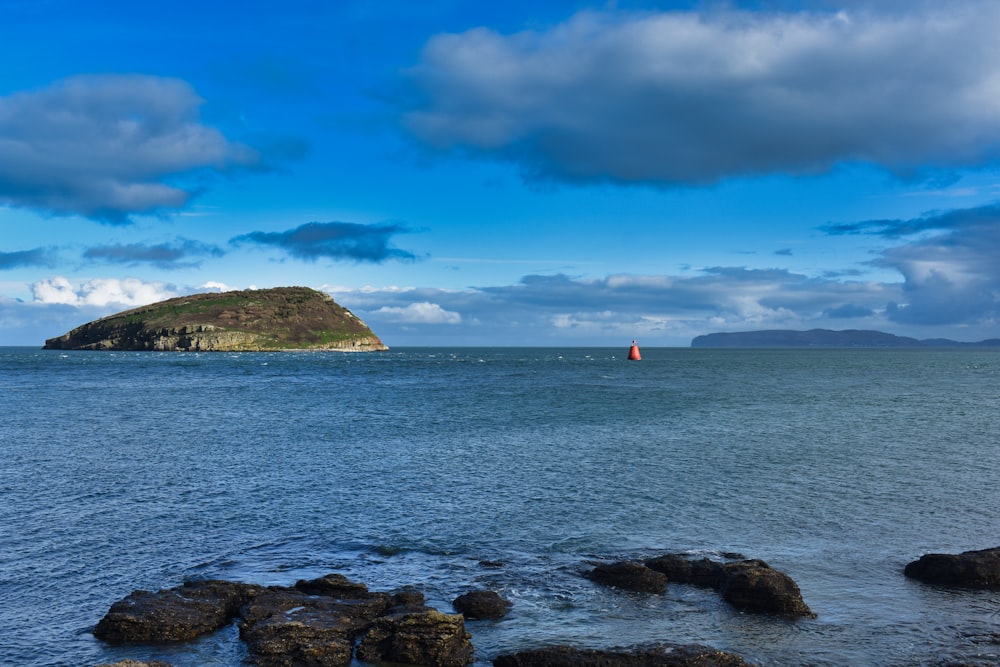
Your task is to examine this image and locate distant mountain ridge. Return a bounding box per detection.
[691,329,1000,348]
[43,286,388,352]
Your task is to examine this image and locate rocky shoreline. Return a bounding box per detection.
[92,547,1000,667]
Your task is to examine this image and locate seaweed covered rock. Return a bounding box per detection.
[584,561,668,594]
[94,580,260,643]
[904,547,1000,588]
[452,590,512,619]
[356,609,474,667]
[493,643,755,667]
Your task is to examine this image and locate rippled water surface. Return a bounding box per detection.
[1,346,998,666]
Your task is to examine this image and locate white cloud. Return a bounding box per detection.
[404,3,1000,184]
[375,301,462,324]
[31,276,182,308]
[199,281,233,292]
[0,74,258,223]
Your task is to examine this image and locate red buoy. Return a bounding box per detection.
[627,340,641,361]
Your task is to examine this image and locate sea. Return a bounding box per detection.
[1,346,998,667]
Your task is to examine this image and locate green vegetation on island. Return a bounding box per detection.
[43,286,388,352]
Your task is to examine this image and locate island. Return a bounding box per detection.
[691,329,1000,348]
[42,286,388,352]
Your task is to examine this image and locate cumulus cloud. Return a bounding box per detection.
[199,281,234,292]
[31,276,182,307]
[403,3,1000,185]
[374,301,462,324]
[0,247,55,269]
[0,74,258,223]
[231,221,417,262]
[83,239,224,269]
[843,205,1000,326]
[334,267,908,346]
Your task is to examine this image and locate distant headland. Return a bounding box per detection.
[42,286,388,352]
[691,328,1000,348]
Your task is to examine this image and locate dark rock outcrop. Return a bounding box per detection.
[717,560,814,617]
[356,609,474,667]
[645,555,725,588]
[493,643,755,667]
[238,584,390,667]
[645,554,813,618]
[584,561,668,594]
[43,286,388,352]
[93,580,260,643]
[96,662,175,667]
[452,590,512,619]
[95,573,473,667]
[904,547,1000,588]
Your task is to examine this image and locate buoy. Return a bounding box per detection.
[627,339,641,361]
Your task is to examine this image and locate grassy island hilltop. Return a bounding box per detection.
[43,286,388,352]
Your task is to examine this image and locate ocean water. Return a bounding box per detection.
[1,346,998,667]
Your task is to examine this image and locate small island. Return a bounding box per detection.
[691,328,1000,348]
[43,286,388,352]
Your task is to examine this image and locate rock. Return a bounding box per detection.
[718,560,814,618]
[641,554,813,618]
[239,584,391,667]
[904,547,1000,588]
[93,580,260,643]
[356,609,474,667]
[452,590,512,619]
[645,555,725,588]
[584,561,668,594]
[294,573,372,598]
[95,662,174,667]
[389,586,429,612]
[492,643,755,666]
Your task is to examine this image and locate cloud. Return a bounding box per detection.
[231,221,417,262]
[31,276,183,307]
[83,239,224,269]
[0,74,258,223]
[403,3,1000,185]
[871,208,1000,325]
[0,247,55,269]
[332,267,907,346]
[375,301,461,324]
[821,203,1000,325]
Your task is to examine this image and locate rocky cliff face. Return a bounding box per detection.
[43,287,388,352]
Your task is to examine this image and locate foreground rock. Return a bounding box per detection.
[493,643,755,666]
[44,286,388,352]
[239,582,391,667]
[96,662,174,667]
[717,560,814,617]
[94,580,260,643]
[644,555,726,588]
[452,590,512,619]
[904,547,1000,588]
[356,609,474,667]
[584,561,668,593]
[96,573,473,667]
[640,554,814,618]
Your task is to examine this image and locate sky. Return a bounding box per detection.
[3,0,1000,347]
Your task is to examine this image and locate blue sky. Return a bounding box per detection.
[3,0,1000,346]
